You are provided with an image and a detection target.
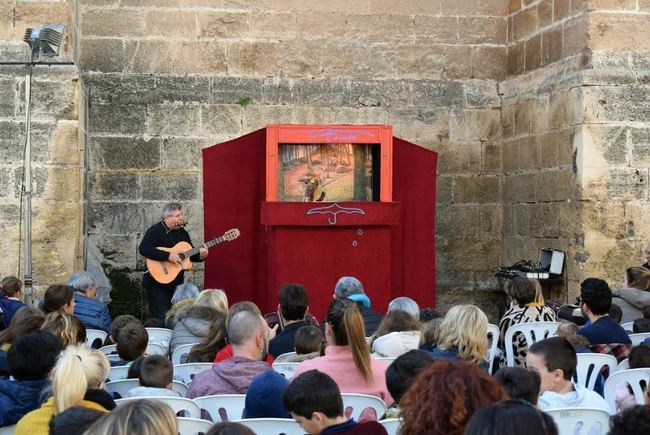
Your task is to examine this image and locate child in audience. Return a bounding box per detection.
[0,276,26,325]
[0,307,45,376]
[284,370,388,435]
[41,312,86,348]
[113,321,148,367]
[206,422,255,435]
[125,355,181,398]
[284,325,323,362]
[41,285,76,314]
[464,399,557,435]
[104,314,140,345]
[243,370,290,418]
[384,349,434,418]
[493,367,541,405]
[609,405,650,435]
[615,343,650,412]
[0,330,62,426]
[49,406,105,435]
[525,337,610,413]
[84,399,177,435]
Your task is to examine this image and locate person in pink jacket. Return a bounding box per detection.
[293,298,392,406]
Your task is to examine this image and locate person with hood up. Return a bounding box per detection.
[169,301,221,355]
[612,267,650,323]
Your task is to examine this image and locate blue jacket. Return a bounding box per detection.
[0,298,26,326]
[429,345,490,371]
[0,378,50,426]
[73,293,111,333]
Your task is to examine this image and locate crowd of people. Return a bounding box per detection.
[0,256,649,434]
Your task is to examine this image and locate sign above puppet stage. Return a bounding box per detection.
[202,125,437,320]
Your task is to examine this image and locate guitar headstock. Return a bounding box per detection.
[223,228,241,241]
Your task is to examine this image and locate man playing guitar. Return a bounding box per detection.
[139,202,208,320]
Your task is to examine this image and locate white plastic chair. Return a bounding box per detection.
[0,424,16,435]
[145,342,167,356]
[379,418,401,435]
[616,358,629,371]
[487,323,499,371]
[574,353,617,391]
[620,321,634,333]
[272,362,300,379]
[108,365,130,381]
[106,379,188,398]
[341,393,387,421]
[176,417,213,435]
[172,343,198,365]
[628,332,650,345]
[234,418,303,435]
[193,394,246,422]
[86,329,108,347]
[174,363,212,385]
[99,344,117,355]
[371,356,396,365]
[504,322,560,367]
[116,397,201,419]
[146,327,173,347]
[274,351,297,362]
[604,368,650,412]
[545,408,611,435]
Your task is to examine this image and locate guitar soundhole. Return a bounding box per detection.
[178,253,186,261]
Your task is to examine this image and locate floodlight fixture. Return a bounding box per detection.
[23,24,65,59]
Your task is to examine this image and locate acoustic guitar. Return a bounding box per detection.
[146,228,240,284]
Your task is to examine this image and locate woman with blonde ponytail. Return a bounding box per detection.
[293,298,393,403]
[15,345,116,434]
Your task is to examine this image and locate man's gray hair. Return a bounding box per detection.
[162,202,182,218]
[388,296,420,320]
[334,276,364,298]
[228,310,264,346]
[171,282,200,305]
[68,271,96,293]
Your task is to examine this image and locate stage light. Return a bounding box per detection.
[23,24,65,58]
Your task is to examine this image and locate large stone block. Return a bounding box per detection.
[541,27,563,67]
[507,41,525,76]
[147,103,202,136]
[482,140,503,174]
[370,44,446,80]
[453,175,502,204]
[141,172,199,201]
[480,204,503,239]
[514,98,534,136]
[28,78,78,121]
[447,204,483,238]
[198,11,249,39]
[368,0,441,15]
[88,103,146,134]
[227,41,281,76]
[83,74,157,105]
[295,12,346,38]
[201,104,242,136]
[589,13,650,51]
[625,202,650,239]
[437,142,481,174]
[413,16,459,44]
[81,9,145,37]
[88,201,157,236]
[161,137,215,170]
[145,10,198,38]
[584,86,650,123]
[538,0,553,27]
[211,76,265,105]
[450,108,501,144]
[459,16,507,45]
[80,38,128,73]
[524,34,541,72]
[330,107,387,125]
[605,168,648,200]
[242,104,293,131]
[389,108,450,144]
[89,136,161,169]
[630,128,650,165]
[344,14,414,43]
[472,46,507,80]
[0,78,17,117]
[277,40,322,77]
[152,76,211,104]
[88,172,140,200]
[444,45,473,79]
[320,41,372,78]
[441,0,508,16]
[86,234,138,270]
[464,80,501,109]
[562,16,587,58]
[512,6,538,41]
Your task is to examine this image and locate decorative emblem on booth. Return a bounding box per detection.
[280,128,377,143]
[306,203,365,225]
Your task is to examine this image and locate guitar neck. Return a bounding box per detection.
[184,236,226,257]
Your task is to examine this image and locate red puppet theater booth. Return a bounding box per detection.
[202,125,437,320]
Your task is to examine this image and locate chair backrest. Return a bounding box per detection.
[146,342,168,356]
[379,418,401,435]
[574,353,617,390]
[604,368,650,412]
[172,343,198,365]
[616,358,629,371]
[115,397,201,419]
[628,332,650,346]
[146,327,173,347]
[272,362,300,379]
[341,393,387,421]
[0,424,16,435]
[486,323,499,371]
[234,418,304,435]
[171,381,190,396]
[274,351,297,363]
[174,363,213,386]
[86,329,108,347]
[545,407,611,435]
[176,417,213,435]
[620,321,634,333]
[193,394,246,422]
[371,356,396,365]
[99,344,117,355]
[108,365,131,382]
[504,322,560,367]
[106,379,187,398]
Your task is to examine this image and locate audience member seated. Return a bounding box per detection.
[269,283,311,358]
[112,321,148,367]
[214,301,275,364]
[430,305,490,370]
[642,242,650,270]
[293,298,392,404]
[41,312,86,348]
[283,325,324,362]
[370,309,421,358]
[498,277,557,367]
[243,370,290,419]
[84,398,177,435]
[104,314,139,346]
[125,355,181,398]
[387,296,420,320]
[418,318,442,352]
[0,276,26,326]
[333,277,383,335]
[186,310,271,398]
[206,422,255,435]
[612,267,650,323]
[0,330,61,426]
[15,344,115,434]
[615,343,650,412]
[609,405,650,435]
[384,349,434,418]
[399,360,508,435]
[169,297,221,355]
[126,356,144,379]
[555,321,605,395]
[577,278,631,345]
[186,310,227,363]
[463,399,557,435]
[609,304,623,324]
[493,367,541,405]
[68,271,112,333]
[0,307,45,376]
[164,282,200,329]
[526,337,610,413]
[195,289,229,314]
[49,406,105,435]
[634,318,650,333]
[284,370,388,435]
[41,285,76,315]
